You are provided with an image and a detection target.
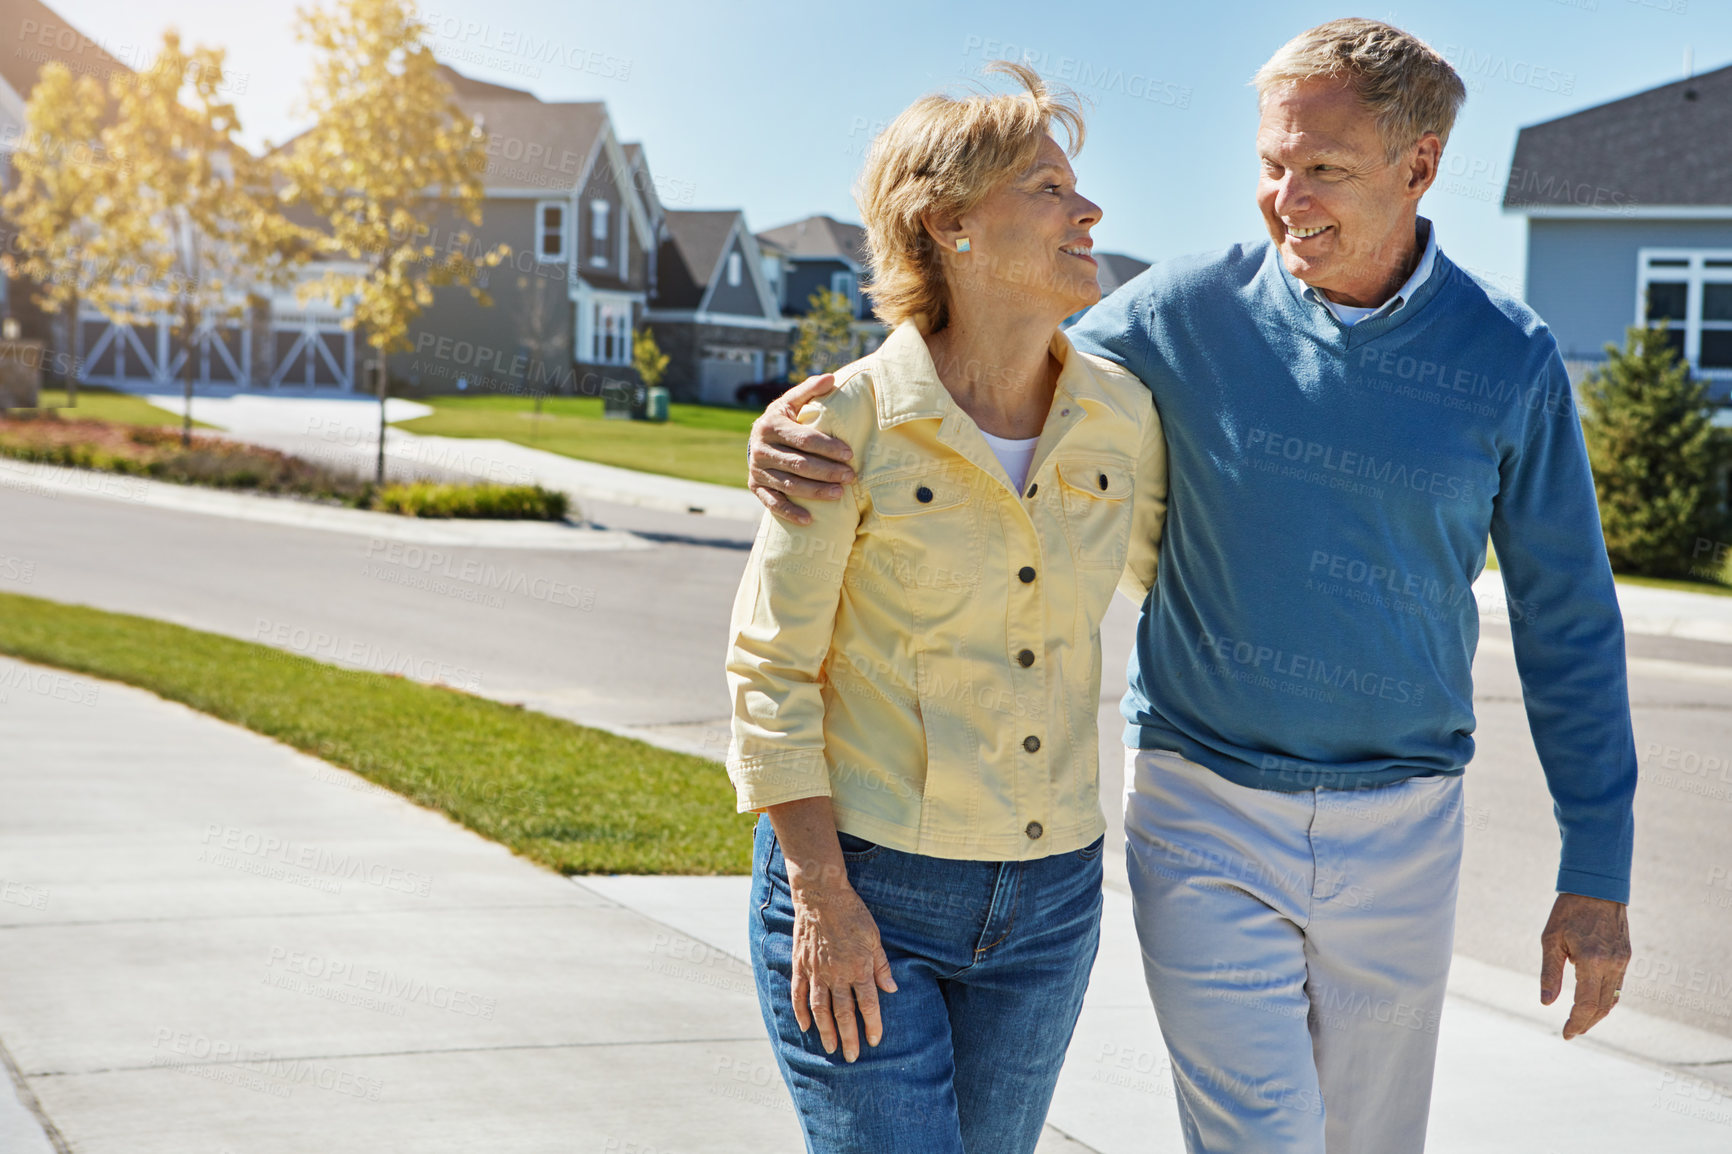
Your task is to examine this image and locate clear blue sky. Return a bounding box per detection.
[45,0,1732,294]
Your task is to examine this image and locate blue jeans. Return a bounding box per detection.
[750,816,1103,1154]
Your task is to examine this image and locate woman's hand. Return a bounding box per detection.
[766,797,898,1062]
[790,877,897,1063]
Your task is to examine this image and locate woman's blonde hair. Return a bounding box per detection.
[856,62,1085,333]
[1253,18,1466,161]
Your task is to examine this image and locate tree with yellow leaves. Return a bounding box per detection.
[0,63,122,405]
[97,32,317,445]
[273,0,509,482]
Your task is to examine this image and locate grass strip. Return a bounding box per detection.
[0,592,751,874]
[397,396,755,489]
[8,387,219,428]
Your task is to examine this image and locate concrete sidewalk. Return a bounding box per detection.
[4,654,1730,1152]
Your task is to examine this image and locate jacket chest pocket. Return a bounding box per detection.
[860,474,984,594]
[1055,457,1134,571]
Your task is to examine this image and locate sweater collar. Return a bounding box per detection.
[1301,217,1438,325]
[1267,218,1452,345]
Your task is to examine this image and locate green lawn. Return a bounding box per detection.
[397,396,756,488]
[0,592,751,874]
[13,387,218,428]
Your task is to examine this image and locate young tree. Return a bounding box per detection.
[98,31,315,445]
[515,270,569,433]
[1580,324,1729,578]
[789,287,857,380]
[273,0,508,482]
[633,326,669,390]
[0,63,121,404]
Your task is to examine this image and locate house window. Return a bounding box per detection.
[590,200,610,268]
[761,255,783,305]
[830,271,858,314]
[1638,250,1732,373]
[590,300,631,366]
[536,202,565,261]
[727,252,742,287]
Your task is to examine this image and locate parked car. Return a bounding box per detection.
[734,378,797,409]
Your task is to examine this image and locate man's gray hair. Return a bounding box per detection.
[1253,18,1467,161]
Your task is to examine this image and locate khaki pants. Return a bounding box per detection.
[1124,747,1465,1154]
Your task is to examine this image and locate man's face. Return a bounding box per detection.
[1255,77,1436,306]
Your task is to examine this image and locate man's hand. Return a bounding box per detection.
[747,374,855,525]
[1539,892,1631,1040]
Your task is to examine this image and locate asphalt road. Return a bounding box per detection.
[2,482,1728,1044]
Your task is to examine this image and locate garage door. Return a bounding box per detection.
[698,347,762,405]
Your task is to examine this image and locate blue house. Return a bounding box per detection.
[1503,63,1732,400]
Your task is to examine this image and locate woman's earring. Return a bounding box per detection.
[955,237,971,253]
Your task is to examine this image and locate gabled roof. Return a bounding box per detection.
[462,95,610,192]
[1096,252,1150,296]
[658,208,781,319]
[1503,63,1732,211]
[756,214,868,268]
[622,141,663,222]
[0,0,131,107]
[433,62,537,102]
[665,210,739,289]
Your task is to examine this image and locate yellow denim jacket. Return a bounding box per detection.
[725,320,1167,860]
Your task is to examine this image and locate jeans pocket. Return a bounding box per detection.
[1075,834,1105,862]
[836,830,883,862]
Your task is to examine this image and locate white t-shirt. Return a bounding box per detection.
[979,429,1041,492]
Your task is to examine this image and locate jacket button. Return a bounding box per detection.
[916,486,933,503]
[1023,735,1041,753]
[1025,821,1044,840]
[1026,482,1038,498]
[1017,649,1035,667]
[1098,473,1109,491]
[1018,566,1036,584]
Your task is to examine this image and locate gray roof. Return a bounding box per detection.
[1503,63,1732,210]
[433,62,538,102]
[1095,252,1150,296]
[461,95,609,192]
[756,215,868,267]
[622,142,663,221]
[664,210,741,288]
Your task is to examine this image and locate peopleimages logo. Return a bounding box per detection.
[1245,428,1477,503]
[1195,628,1426,706]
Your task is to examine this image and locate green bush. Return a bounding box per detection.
[1581,325,1731,579]
[373,480,568,520]
[0,412,571,521]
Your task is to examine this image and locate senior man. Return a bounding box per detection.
[745,19,1636,1154]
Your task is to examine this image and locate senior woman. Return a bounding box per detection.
[725,63,1165,1153]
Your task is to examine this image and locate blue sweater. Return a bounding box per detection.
[1069,236,1637,903]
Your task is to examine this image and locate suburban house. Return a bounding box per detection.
[643,208,790,404]
[0,0,390,393]
[386,64,657,400]
[1503,62,1732,400]
[758,214,887,351]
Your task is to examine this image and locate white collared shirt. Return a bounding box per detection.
[1304,219,1439,326]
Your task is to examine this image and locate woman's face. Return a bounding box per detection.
[945,134,1103,322]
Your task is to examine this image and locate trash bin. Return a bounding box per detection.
[601,380,636,420]
[643,386,669,423]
